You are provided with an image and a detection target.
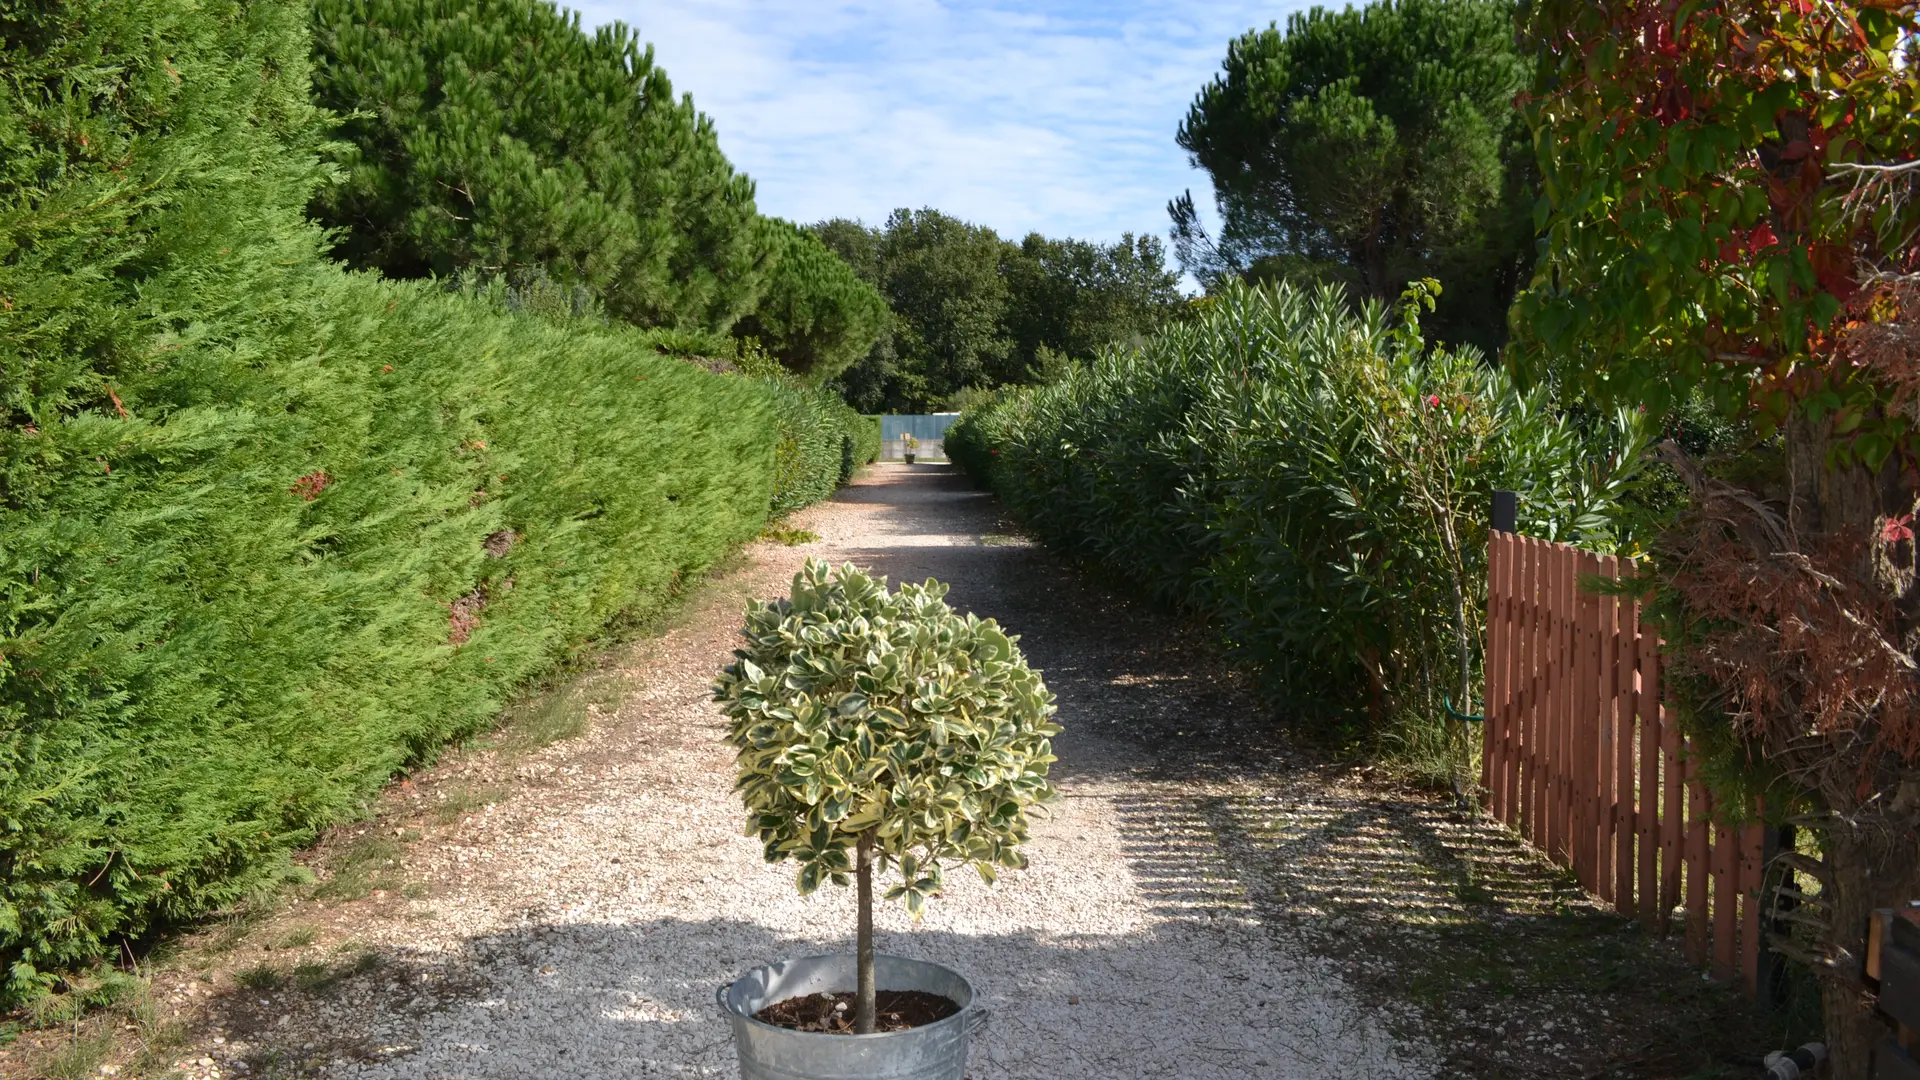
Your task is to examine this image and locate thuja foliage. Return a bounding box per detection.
[949,281,1644,755]
[309,0,764,333]
[730,344,879,515]
[764,381,876,515]
[714,559,1060,908]
[0,0,779,1005]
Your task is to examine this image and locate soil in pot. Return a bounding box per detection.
[753,990,959,1034]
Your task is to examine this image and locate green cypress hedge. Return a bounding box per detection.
[852,414,883,474]
[0,0,777,1004]
[765,381,877,515]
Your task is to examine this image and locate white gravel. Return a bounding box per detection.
[228,465,1438,1080]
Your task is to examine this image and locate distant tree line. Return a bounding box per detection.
[815,210,1184,414]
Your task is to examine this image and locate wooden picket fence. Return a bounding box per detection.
[1481,531,1777,997]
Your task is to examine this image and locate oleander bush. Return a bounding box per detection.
[0,0,781,1005]
[949,280,1645,753]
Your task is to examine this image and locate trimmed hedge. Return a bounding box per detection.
[0,0,782,1003]
[0,277,775,1004]
[853,414,883,472]
[767,382,877,514]
[949,282,1644,747]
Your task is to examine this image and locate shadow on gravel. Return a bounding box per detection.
[203,917,1409,1080]
[822,465,1814,1080]
[836,466,1294,787]
[182,467,1808,1080]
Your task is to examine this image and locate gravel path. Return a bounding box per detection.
[150,465,1440,1080]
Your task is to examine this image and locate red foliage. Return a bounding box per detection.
[446,587,486,646]
[289,470,330,501]
[1663,489,1920,766]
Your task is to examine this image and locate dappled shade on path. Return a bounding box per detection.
[142,464,1791,1080]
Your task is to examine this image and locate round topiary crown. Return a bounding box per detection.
[713,558,1060,914]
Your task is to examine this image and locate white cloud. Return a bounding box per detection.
[568,0,1314,248]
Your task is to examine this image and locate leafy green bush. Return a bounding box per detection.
[0,0,773,1004]
[715,558,1059,906]
[713,559,1058,1031]
[949,281,1644,755]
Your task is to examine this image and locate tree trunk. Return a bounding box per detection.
[1364,219,1390,301]
[1782,413,1920,1080]
[1822,823,1920,1080]
[855,830,876,1035]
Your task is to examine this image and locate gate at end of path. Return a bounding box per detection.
[1480,530,1785,1003]
[880,414,959,461]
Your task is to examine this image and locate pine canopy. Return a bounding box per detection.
[310,0,765,332]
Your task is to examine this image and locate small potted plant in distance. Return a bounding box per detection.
[713,559,1059,1080]
[901,433,919,465]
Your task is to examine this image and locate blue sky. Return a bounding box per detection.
[571,1,1317,251]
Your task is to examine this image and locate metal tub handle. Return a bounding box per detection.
[965,1007,990,1035]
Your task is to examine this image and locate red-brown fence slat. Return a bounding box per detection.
[1512,538,1528,834]
[1580,552,1598,893]
[1591,553,1612,898]
[1545,539,1561,861]
[1525,537,1543,845]
[1483,533,1503,809]
[1614,572,1637,917]
[1740,822,1765,997]
[1527,537,1545,845]
[1686,763,1711,964]
[1637,615,1662,929]
[1494,533,1515,822]
[1659,650,1683,935]
[1558,541,1572,869]
[1555,542,1575,866]
[1505,534,1520,822]
[1713,822,1739,980]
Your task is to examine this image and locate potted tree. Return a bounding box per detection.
[713,559,1059,1080]
[901,434,919,465]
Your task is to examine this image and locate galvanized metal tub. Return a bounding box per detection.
[717,953,984,1080]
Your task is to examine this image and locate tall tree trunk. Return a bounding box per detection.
[1821,823,1920,1080]
[1782,414,1920,1080]
[855,830,876,1035]
[1364,218,1390,301]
